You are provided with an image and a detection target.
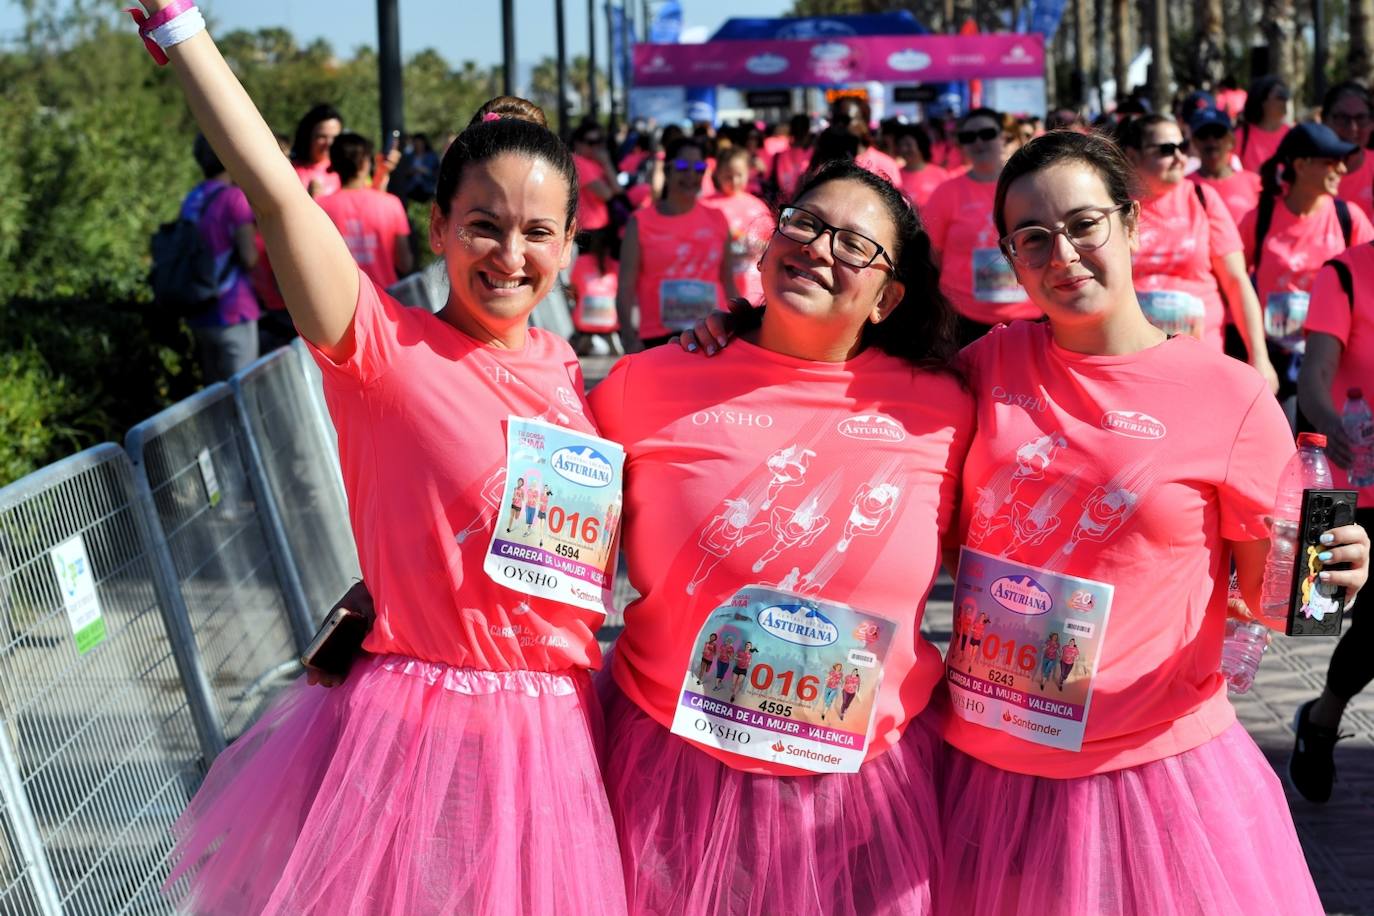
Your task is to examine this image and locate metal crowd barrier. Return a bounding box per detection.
[233,349,360,624]
[0,445,210,915]
[125,386,309,746]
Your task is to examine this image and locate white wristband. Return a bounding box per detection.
[148,6,206,51]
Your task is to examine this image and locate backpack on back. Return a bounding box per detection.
[149,184,228,316]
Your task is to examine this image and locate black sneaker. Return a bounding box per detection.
[1288,699,1352,803]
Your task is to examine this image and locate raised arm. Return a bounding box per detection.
[139,1,358,351]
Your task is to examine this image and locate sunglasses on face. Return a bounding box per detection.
[1147,139,1190,158]
[670,159,708,174]
[957,126,1001,145]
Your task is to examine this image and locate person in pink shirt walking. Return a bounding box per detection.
[136,6,627,909]
[838,669,862,721]
[1324,82,1374,221]
[696,633,719,686]
[821,662,844,719]
[1237,76,1292,173]
[316,132,414,289]
[1038,632,1061,690]
[730,642,757,703]
[702,147,773,306]
[1187,108,1262,225]
[1056,637,1080,690]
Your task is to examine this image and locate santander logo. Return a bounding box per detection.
[1100,410,1167,440]
[838,414,906,442]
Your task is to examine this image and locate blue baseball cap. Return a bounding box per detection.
[1188,107,1233,133]
[1277,122,1359,161]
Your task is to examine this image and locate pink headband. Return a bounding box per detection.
[483,112,501,123]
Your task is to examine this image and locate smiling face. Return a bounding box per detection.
[428,152,573,339]
[759,177,903,346]
[1001,161,1139,331]
[1292,156,1348,197]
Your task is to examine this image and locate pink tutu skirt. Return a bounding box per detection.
[168,654,627,915]
[937,721,1322,916]
[601,677,944,916]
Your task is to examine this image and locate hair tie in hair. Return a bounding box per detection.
[483,112,501,123]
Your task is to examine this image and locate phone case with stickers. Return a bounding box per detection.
[1286,489,1358,636]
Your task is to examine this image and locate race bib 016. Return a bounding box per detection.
[660,279,718,330]
[1137,290,1206,338]
[670,585,897,773]
[972,248,1026,303]
[483,417,624,614]
[946,547,1114,752]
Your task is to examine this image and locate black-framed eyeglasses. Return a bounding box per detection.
[999,204,1128,268]
[1146,139,1190,158]
[957,126,1000,145]
[776,206,895,270]
[670,159,707,174]
[1327,112,1372,128]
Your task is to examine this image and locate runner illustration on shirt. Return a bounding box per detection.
[837,480,902,552]
[752,473,843,573]
[762,444,817,509]
[1059,460,1154,556]
[968,466,1019,547]
[458,467,509,544]
[686,494,772,595]
[1002,474,1077,555]
[1008,433,1069,496]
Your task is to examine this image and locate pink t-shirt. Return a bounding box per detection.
[1060,644,1080,666]
[701,191,773,306]
[1339,151,1374,221]
[826,669,843,689]
[590,339,972,774]
[702,641,718,661]
[719,642,736,664]
[843,674,861,694]
[187,180,262,328]
[1239,195,1374,317]
[1238,123,1289,174]
[1304,242,1374,502]
[570,253,620,333]
[306,268,605,671]
[1189,170,1262,227]
[855,147,902,187]
[294,159,341,198]
[573,153,612,232]
[898,165,950,210]
[1042,640,1059,661]
[317,188,412,289]
[948,321,1294,778]
[736,648,753,668]
[1132,180,1243,347]
[923,174,1038,325]
[773,147,813,199]
[631,203,730,340]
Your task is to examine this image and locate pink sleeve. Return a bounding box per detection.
[303,266,402,388]
[389,195,411,237]
[1219,383,1296,541]
[1351,206,1374,245]
[226,187,255,228]
[1237,209,1258,269]
[1304,263,1354,346]
[1200,184,1243,259]
[588,355,635,444]
[922,183,953,254]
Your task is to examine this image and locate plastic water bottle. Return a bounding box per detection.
[1341,388,1374,487]
[1220,573,1270,693]
[1259,433,1333,621]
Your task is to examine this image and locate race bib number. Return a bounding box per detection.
[972,248,1025,303]
[483,417,624,614]
[946,547,1114,752]
[670,586,897,773]
[660,279,717,330]
[578,294,618,332]
[1264,291,1310,350]
[1137,290,1206,338]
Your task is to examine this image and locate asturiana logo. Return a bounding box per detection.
[838,414,906,442]
[1100,410,1167,440]
[550,446,613,488]
[990,575,1052,616]
[757,604,839,647]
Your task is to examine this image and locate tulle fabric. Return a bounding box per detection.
[168,654,627,916]
[601,677,943,916]
[937,721,1323,916]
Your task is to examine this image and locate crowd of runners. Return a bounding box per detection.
[140,0,1374,911]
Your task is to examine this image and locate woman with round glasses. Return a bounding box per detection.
[617,137,736,351]
[937,129,1367,916]
[923,107,1039,345]
[594,159,970,915]
[1116,114,1277,390]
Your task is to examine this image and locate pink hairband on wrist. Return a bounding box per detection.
[125,0,197,65]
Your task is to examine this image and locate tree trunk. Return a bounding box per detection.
[1195,0,1226,87]
[1260,0,1299,86]
[1352,0,1374,85]
[1113,0,1133,101]
[1148,0,1172,112]
[1073,0,1092,107]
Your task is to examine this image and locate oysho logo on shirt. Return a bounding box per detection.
[991,385,1048,413]
[837,414,906,442]
[1100,410,1167,440]
[691,409,775,428]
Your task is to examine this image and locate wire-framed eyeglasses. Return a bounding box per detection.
[999,204,1129,268]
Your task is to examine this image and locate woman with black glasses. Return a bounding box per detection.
[595,159,969,915]
[1117,114,1277,390]
[616,137,736,351]
[923,107,1040,345]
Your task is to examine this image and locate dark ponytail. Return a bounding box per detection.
[434,96,577,228]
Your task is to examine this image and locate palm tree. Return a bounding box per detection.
[1194,0,1226,88]
[1148,0,1172,112]
[1260,0,1299,87]
[1353,0,1374,85]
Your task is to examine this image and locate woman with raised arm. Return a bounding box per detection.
[128,7,625,914]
